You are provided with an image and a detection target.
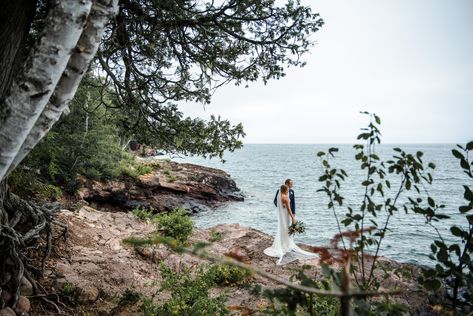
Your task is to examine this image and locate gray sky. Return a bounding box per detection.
[179,0,473,144]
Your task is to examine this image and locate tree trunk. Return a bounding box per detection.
[8,0,120,175]
[0,0,94,182]
[0,0,36,102]
[0,1,119,310]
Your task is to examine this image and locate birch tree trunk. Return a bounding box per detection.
[0,0,93,182]
[0,1,119,310]
[8,0,119,174]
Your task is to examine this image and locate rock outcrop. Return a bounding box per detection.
[77,159,244,213]
[30,207,434,315]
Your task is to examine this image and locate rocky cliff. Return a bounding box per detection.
[77,159,244,213]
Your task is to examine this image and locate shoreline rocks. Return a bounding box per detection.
[30,208,434,315]
[77,159,244,213]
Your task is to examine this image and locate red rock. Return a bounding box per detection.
[78,160,243,213]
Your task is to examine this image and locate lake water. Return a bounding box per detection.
[173,144,470,266]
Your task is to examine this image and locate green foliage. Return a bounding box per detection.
[210,230,222,242]
[162,168,176,182]
[153,209,193,244]
[113,153,153,179]
[317,112,435,292]
[59,283,76,296]
[93,0,324,160]
[108,288,142,316]
[8,168,62,201]
[132,207,155,221]
[254,266,340,316]
[19,77,159,194]
[140,263,229,316]
[22,78,125,192]
[418,141,473,313]
[207,263,251,285]
[35,183,63,201]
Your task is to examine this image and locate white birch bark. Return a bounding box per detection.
[7,0,119,174]
[0,0,93,182]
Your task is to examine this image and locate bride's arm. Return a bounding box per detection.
[283,197,296,223]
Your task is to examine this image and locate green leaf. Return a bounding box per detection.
[466,141,473,151]
[461,159,469,170]
[374,114,381,124]
[464,185,473,201]
[450,226,463,237]
[317,151,326,157]
[405,179,411,190]
[428,197,435,207]
[452,149,464,160]
[459,205,472,213]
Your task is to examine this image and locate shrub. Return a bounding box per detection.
[60,282,76,296]
[136,164,153,175]
[163,168,176,182]
[210,230,222,242]
[132,207,155,221]
[34,183,63,201]
[207,263,251,285]
[8,168,62,201]
[153,209,193,244]
[140,263,229,316]
[417,141,473,313]
[255,267,340,316]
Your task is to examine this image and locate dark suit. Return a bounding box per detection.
[273,189,295,214]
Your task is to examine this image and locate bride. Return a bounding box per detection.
[264,184,317,265]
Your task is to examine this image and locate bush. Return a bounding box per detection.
[417,141,473,313]
[210,230,222,242]
[153,209,193,244]
[34,183,63,201]
[8,168,62,201]
[207,264,251,285]
[163,168,176,182]
[140,263,229,316]
[132,207,155,221]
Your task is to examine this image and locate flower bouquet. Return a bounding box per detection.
[288,221,305,236]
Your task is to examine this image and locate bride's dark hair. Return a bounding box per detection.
[280,184,288,194]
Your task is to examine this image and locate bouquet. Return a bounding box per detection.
[288,221,305,236]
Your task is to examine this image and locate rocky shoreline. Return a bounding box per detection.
[17,207,432,315]
[0,160,436,315]
[77,159,244,214]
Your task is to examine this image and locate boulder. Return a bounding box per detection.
[15,296,31,315]
[76,284,99,304]
[20,277,33,296]
[0,307,15,316]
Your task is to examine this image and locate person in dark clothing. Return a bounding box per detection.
[273,179,295,214]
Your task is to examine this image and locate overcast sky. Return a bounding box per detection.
[178,0,473,144]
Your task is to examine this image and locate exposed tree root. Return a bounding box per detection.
[0,188,67,311]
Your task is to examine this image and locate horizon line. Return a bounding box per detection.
[242,142,464,145]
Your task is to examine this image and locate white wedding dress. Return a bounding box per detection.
[264,190,317,265]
